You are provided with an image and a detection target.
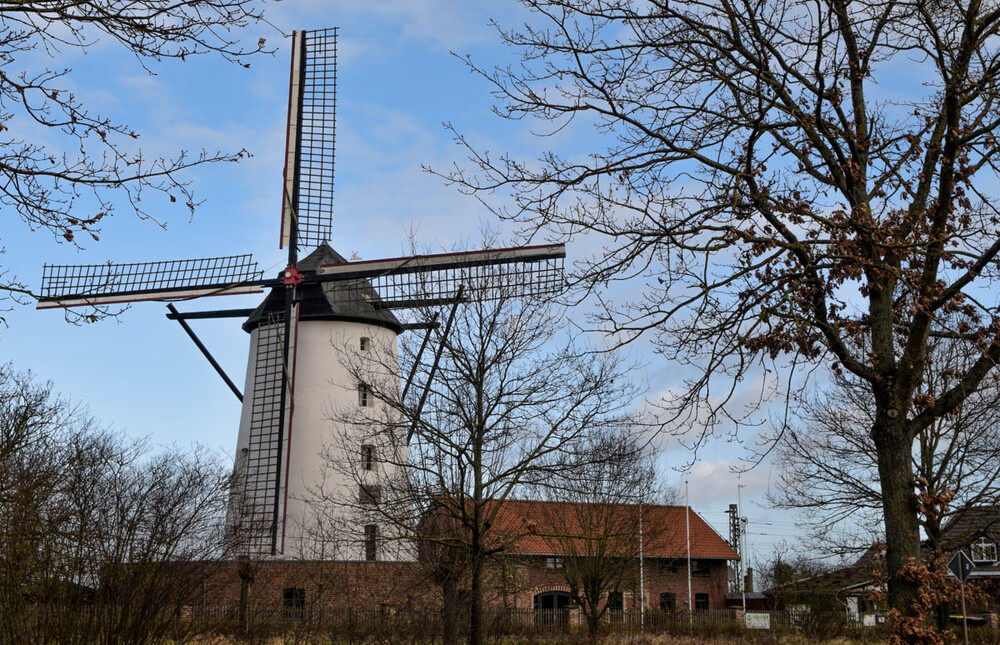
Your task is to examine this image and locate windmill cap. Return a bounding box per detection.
[242,243,403,334]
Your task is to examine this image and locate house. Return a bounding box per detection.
[769,544,886,624]
[772,508,1000,625]
[940,506,1000,583]
[483,500,739,612]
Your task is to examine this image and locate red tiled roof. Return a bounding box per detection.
[487,499,739,560]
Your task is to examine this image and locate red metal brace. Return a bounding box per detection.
[283,267,303,286]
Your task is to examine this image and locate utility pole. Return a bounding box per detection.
[685,476,692,628]
[738,480,747,615]
[727,503,741,594]
[639,501,644,632]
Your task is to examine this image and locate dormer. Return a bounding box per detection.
[970,536,997,563]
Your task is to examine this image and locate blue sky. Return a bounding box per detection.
[2,2,830,566]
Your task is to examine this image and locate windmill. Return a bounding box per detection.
[35,28,565,559]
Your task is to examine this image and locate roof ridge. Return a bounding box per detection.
[498,498,689,511]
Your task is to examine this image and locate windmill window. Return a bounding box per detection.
[359,484,381,505]
[360,337,370,351]
[361,444,375,471]
[971,536,997,563]
[364,524,378,561]
[358,383,371,407]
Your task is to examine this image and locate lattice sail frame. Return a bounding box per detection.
[235,307,298,555]
[316,244,566,309]
[280,28,337,252]
[37,255,264,308]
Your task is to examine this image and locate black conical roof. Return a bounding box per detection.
[295,242,345,273]
[243,244,403,333]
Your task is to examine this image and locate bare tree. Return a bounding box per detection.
[0,364,231,643]
[538,429,661,637]
[64,439,230,643]
[441,0,1000,613]
[315,264,638,645]
[0,364,92,642]
[753,542,838,592]
[770,337,1000,553]
[0,1,270,320]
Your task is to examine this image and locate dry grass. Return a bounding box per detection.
[581,636,873,645]
[186,635,880,645]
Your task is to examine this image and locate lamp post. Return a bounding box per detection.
[738,480,747,616]
[686,476,692,629]
[639,501,644,631]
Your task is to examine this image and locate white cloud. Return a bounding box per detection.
[254,1,512,61]
[681,459,774,510]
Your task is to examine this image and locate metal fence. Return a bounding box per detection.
[182,605,876,641]
[13,602,991,642]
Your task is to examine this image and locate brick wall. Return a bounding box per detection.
[191,555,730,613]
[504,557,730,611]
[195,560,439,611]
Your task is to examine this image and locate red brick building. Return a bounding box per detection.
[196,501,736,617]
[485,500,738,612]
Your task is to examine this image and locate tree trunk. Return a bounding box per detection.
[586,609,600,638]
[441,576,460,645]
[469,545,484,645]
[925,522,950,631]
[873,416,921,613]
[935,601,950,632]
[237,557,255,637]
[237,575,250,635]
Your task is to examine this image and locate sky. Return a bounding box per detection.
[1,1,829,568]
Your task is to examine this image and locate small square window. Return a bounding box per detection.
[971,536,998,563]
[360,337,370,351]
[359,484,381,505]
[364,524,378,561]
[361,444,375,471]
[358,383,371,407]
[544,556,564,570]
[660,592,675,611]
[695,593,709,611]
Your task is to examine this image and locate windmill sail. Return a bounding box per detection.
[280,28,338,254]
[235,307,298,555]
[37,255,263,309]
[315,244,566,308]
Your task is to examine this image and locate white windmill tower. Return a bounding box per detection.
[36,27,566,561]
